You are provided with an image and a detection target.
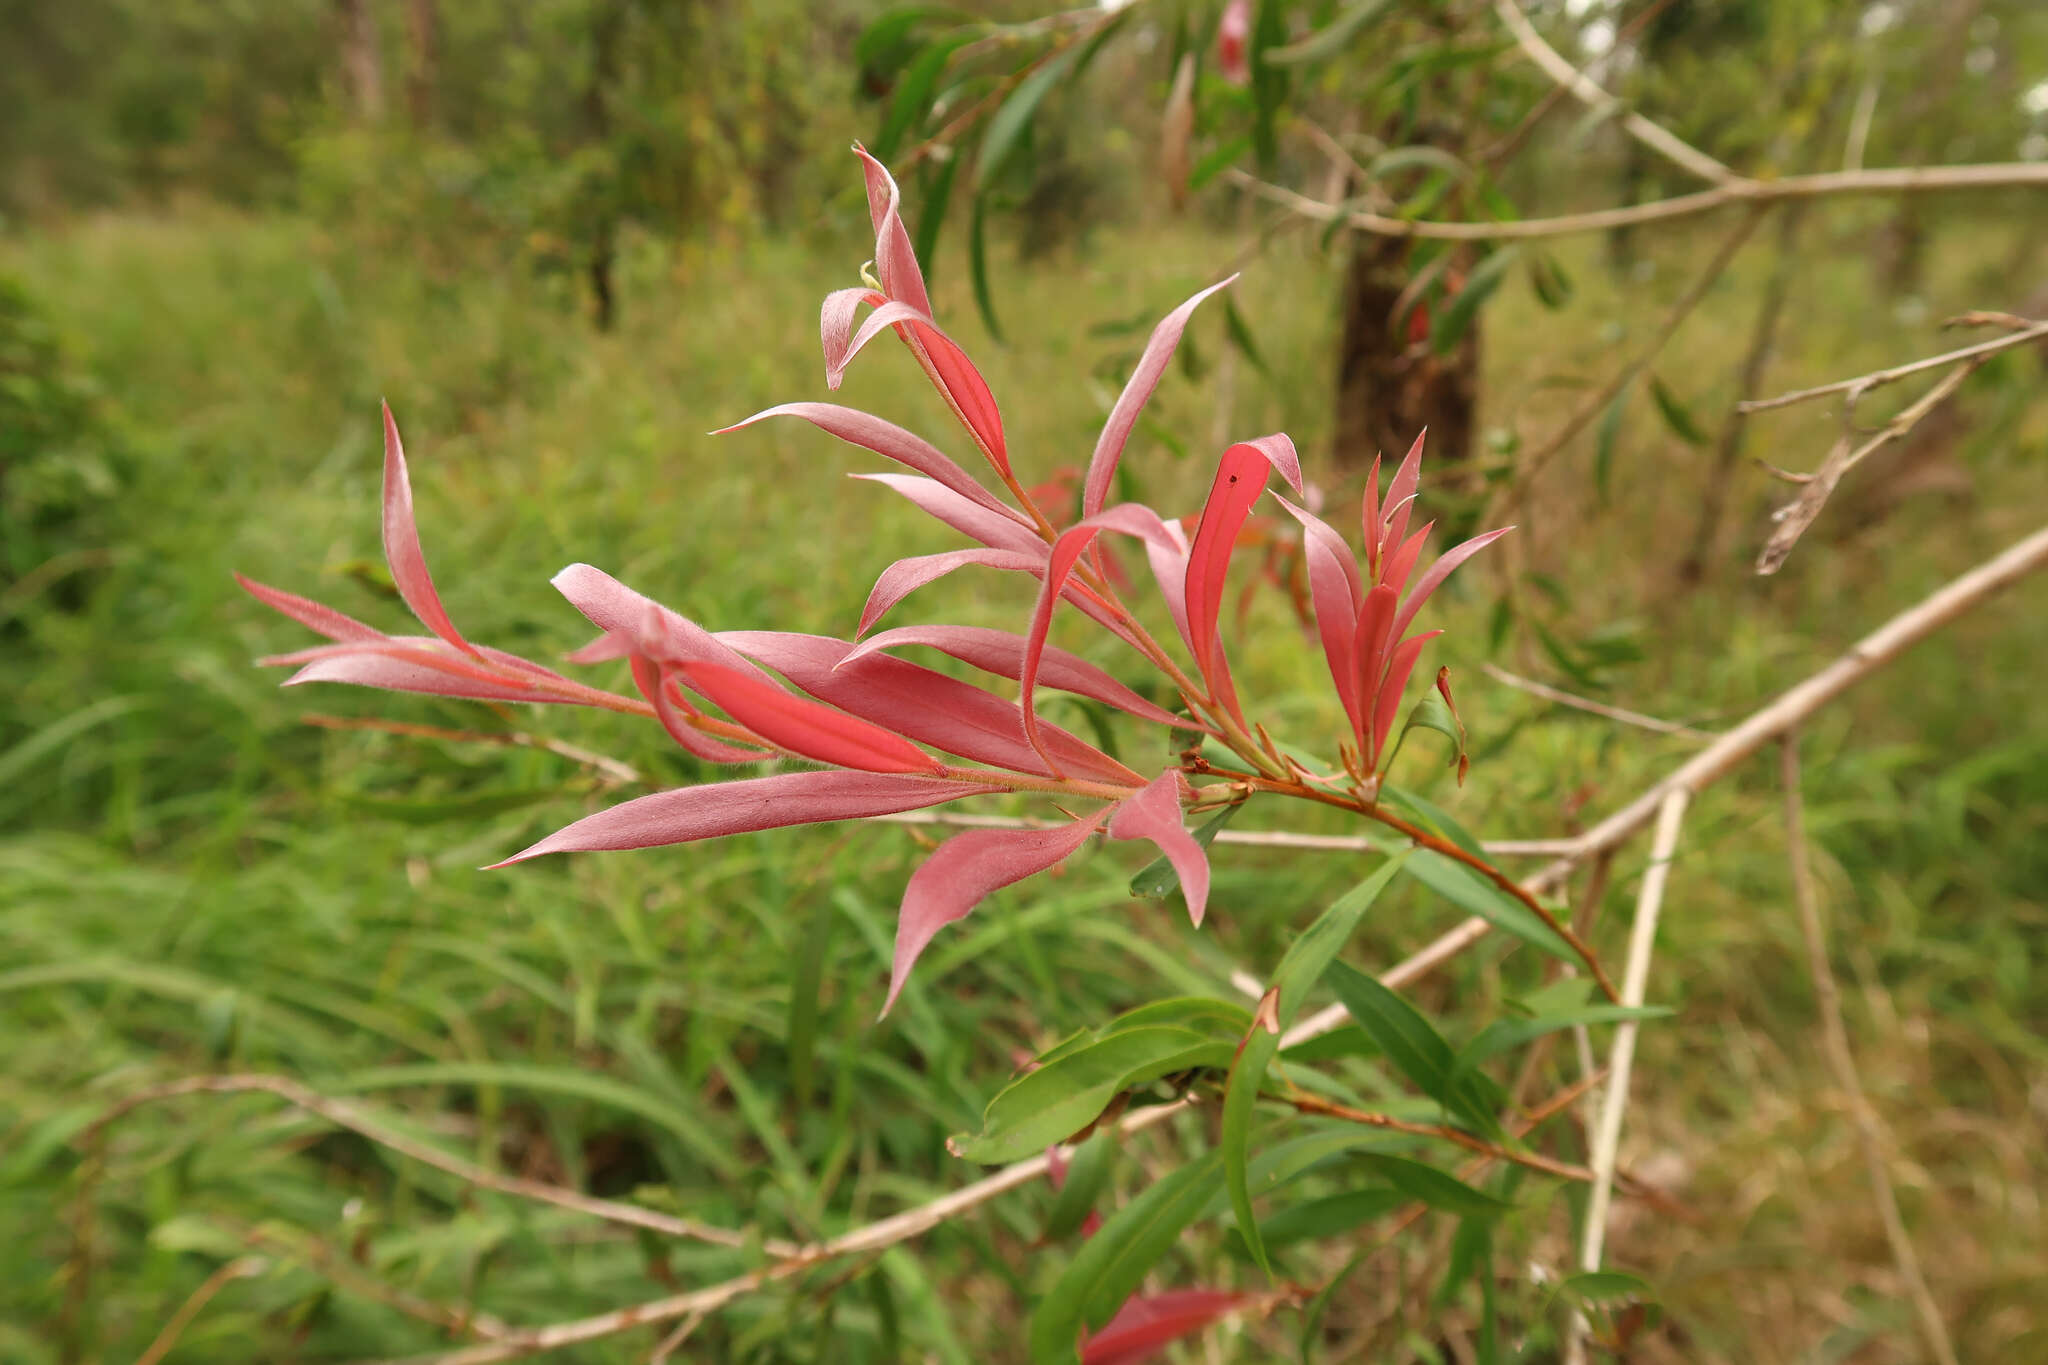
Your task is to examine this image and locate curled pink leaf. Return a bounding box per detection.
[550,564,765,680]
[853,142,933,318]
[884,812,1108,1015]
[489,770,1002,867]
[821,285,885,379]
[1107,771,1208,926]
[675,660,944,776]
[1083,277,1238,518]
[379,403,476,658]
[628,656,768,764]
[859,548,1048,637]
[716,402,1020,524]
[236,573,383,644]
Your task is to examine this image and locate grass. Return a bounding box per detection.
[2,192,2044,1363]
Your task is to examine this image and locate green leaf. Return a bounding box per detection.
[1595,382,1630,504]
[786,893,835,1107]
[1222,856,1409,1275]
[1264,0,1396,66]
[1259,1187,1408,1246]
[1356,1154,1511,1218]
[1405,850,1577,965]
[1044,1130,1117,1241]
[1452,1003,1672,1081]
[1102,995,1255,1041]
[856,8,963,79]
[1648,373,1709,446]
[1130,803,1239,899]
[1562,1269,1655,1303]
[1029,1150,1224,1362]
[1189,136,1252,191]
[1327,960,1503,1139]
[976,47,1080,190]
[1248,0,1291,171]
[1366,145,1473,184]
[1222,299,1274,380]
[1385,689,1467,782]
[1378,783,1484,859]
[1528,252,1574,310]
[968,189,1003,343]
[874,35,972,162]
[912,148,963,289]
[952,1027,1232,1164]
[1431,247,1522,356]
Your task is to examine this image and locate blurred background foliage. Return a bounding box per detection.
[2,1,2045,1362]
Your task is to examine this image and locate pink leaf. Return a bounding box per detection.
[1273,495,1363,739]
[1379,430,1427,551]
[853,143,933,319]
[830,297,951,386]
[1184,437,1300,720]
[884,812,1108,1014]
[902,316,1010,475]
[716,402,1020,525]
[379,403,476,657]
[851,474,1045,554]
[1380,521,1433,600]
[719,631,1141,784]
[858,548,1048,637]
[1215,0,1252,87]
[843,624,1187,727]
[549,564,765,679]
[675,660,944,776]
[489,770,1003,867]
[1390,525,1512,644]
[630,657,769,763]
[236,573,384,643]
[1083,277,1238,518]
[1081,1289,1255,1365]
[1107,771,1208,926]
[1141,520,1194,654]
[1353,583,1400,758]
[1371,630,1442,763]
[278,648,552,703]
[821,285,885,379]
[1359,452,1383,574]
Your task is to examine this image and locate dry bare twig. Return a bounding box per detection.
[1481,663,1716,742]
[1781,736,1958,1365]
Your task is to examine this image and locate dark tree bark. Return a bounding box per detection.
[1333,232,1479,471]
[402,0,438,129]
[583,0,625,331]
[336,0,384,123]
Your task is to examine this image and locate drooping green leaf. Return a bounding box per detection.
[1385,689,1467,781]
[1222,856,1409,1275]
[1378,783,1484,859]
[1563,1269,1656,1303]
[1044,1130,1117,1241]
[1431,246,1522,356]
[1259,1187,1409,1246]
[1405,850,1577,965]
[911,147,963,289]
[1366,145,1473,184]
[1265,0,1396,66]
[1189,136,1253,191]
[1222,299,1274,381]
[1595,381,1630,504]
[1327,960,1503,1139]
[1452,1003,1673,1081]
[1248,0,1291,171]
[1356,1153,1511,1218]
[874,35,973,162]
[976,47,1081,191]
[1101,995,1255,1041]
[786,892,835,1106]
[1648,373,1709,446]
[952,1027,1232,1163]
[1528,252,1574,310]
[968,189,1003,343]
[856,8,964,83]
[1029,1150,1224,1362]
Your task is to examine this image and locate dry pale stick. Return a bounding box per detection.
[1738,319,2048,414]
[1481,663,1716,742]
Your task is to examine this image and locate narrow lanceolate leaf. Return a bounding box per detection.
[1406,850,1576,964]
[1273,496,1363,738]
[1106,772,1207,926]
[489,771,1002,867]
[1029,1150,1224,1364]
[1451,1003,1671,1081]
[1648,373,1708,446]
[1079,1290,1256,1365]
[855,141,934,316]
[859,547,1048,637]
[675,660,944,775]
[235,574,383,643]
[1184,435,1302,719]
[1369,630,1442,763]
[887,813,1107,1015]
[843,624,1186,727]
[853,473,1046,553]
[1046,1131,1117,1241]
[1354,1153,1511,1218]
[1129,802,1239,900]
[550,563,765,679]
[1323,959,1454,1105]
[631,656,769,764]
[1083,278,1237,517]
[275,642,553,703]
[1353,583,1399,755]
[1389,526,1511,644]
[377,404,476,657]
[1430,247,1521,357]
[720,630,1139,784]
[952,1024,1228,1163]
[716,403,1022,523]
[1221,855,1408,1276]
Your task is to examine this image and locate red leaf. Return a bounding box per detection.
[1273,495,1363,740]
[1359,452,1383,574]
[629,657,768,764]
[858,548,1047,637]
[820,285,886,379]
[1379,430,1427,551]
[1380,520,1433,600]
[379,403,476,658]
[1083,277,1237,518]
[488,771,1002,867]
[550,564,766,679]
[1390,526,1512,644]
[1371,630,1442,762]
[884,813,1107,1014]
[716,403,1020,525]
[235,573,383,644]
[854,143,933,318]
[843,624,1188,727]
[1184,436,1300,720]
[719,631,1141,784]
[275,642,554,703]
[1106,771,1208,926]
[675,660,944,775]
[1353,583,1399,758]
[1215,0,1252,86]
[851,473,1045,554]
[1081,1289,1255,1365]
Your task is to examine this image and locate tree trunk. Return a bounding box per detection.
[583,0,625,331]
[336,0,384,123]
[1333,233,1478,472]
[402,0,438,129]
